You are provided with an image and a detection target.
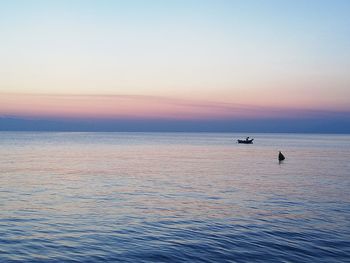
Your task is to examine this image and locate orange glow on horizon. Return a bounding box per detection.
[1,93,346,120]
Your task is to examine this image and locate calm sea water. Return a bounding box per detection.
[0,132,349,262]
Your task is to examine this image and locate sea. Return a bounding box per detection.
[0,132,349,262]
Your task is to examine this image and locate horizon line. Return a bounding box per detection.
[1,115,350,134]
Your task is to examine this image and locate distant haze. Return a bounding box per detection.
[0,1,349,132]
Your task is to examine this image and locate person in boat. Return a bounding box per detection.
[246,137,250,141]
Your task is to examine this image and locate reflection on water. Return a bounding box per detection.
[1,132,350,262]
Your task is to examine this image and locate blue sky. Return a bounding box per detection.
[0,0,349,132]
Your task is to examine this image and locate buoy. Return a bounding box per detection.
[278,151,285,161]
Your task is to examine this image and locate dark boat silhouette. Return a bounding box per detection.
[237,138,254,144]
[278,151,285,161]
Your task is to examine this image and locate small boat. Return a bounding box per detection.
[237,138,254,144]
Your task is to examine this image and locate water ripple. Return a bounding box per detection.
[1,132,350,262]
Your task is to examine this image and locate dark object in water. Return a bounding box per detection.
[237,138,254,144]
[278,151,285,161]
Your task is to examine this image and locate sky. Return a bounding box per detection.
[0,0,349,132]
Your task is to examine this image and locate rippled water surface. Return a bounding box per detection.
[1,132,350,262]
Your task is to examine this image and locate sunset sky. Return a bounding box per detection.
[0,0,349,132]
